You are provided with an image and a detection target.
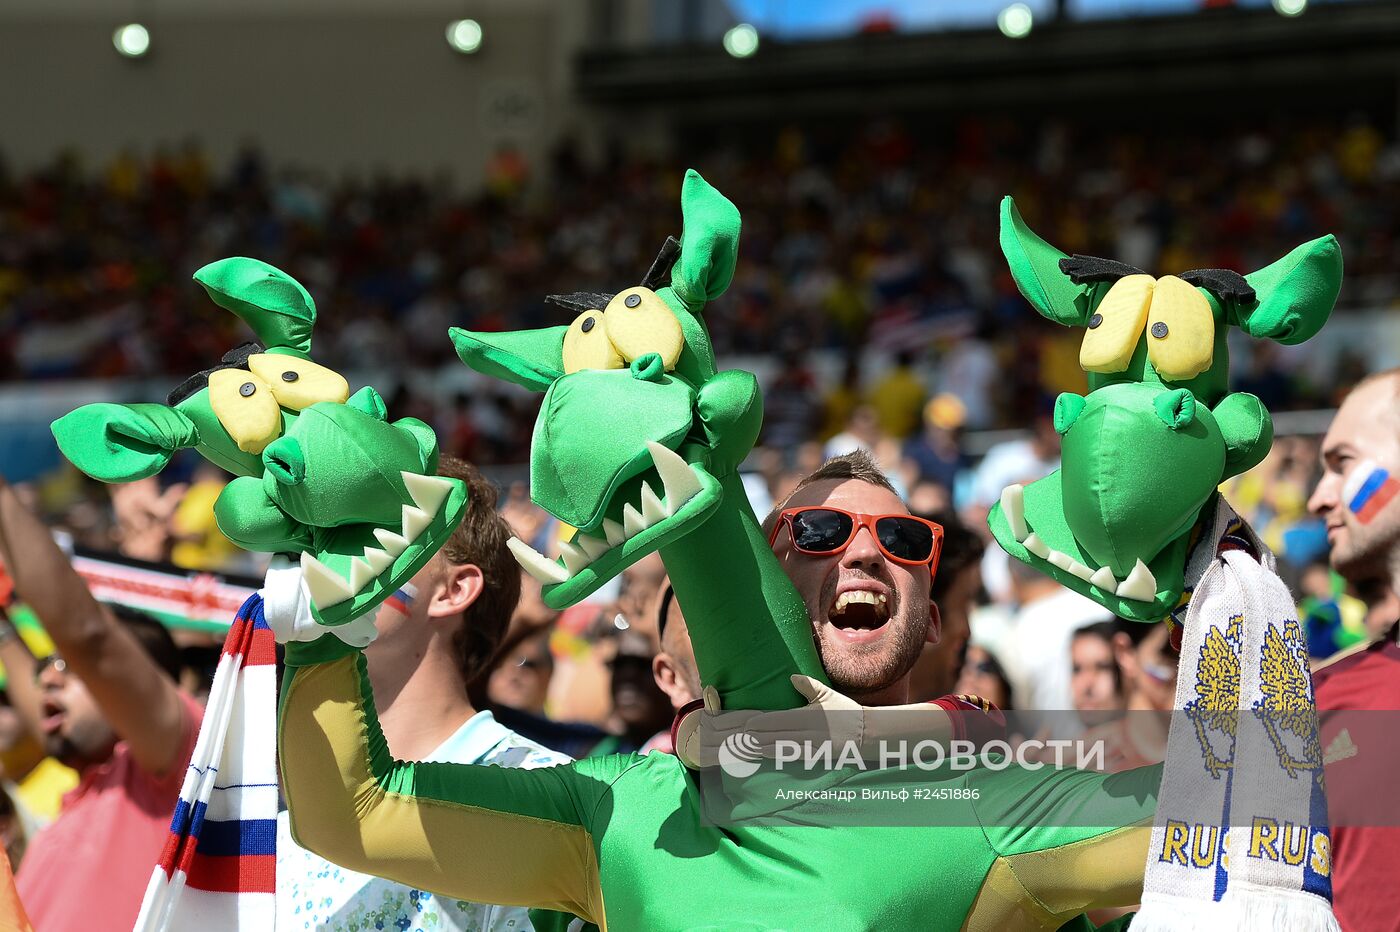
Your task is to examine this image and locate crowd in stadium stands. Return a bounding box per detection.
[0,114,1395,923]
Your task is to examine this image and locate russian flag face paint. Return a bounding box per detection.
[384,582,419,616]
[1342,459,1400,525]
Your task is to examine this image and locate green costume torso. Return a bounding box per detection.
[280,639,1160,931]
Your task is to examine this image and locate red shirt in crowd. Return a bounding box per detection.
[16,692,201,931]
[1314,624,1400,932]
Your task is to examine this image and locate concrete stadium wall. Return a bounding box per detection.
[0,4,595,184]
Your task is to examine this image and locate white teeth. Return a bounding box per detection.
[1116,559,1157,601]
[646,441,702,513]
[559,541,591,576]
[349,557,378,592]
[575,534,610,561]
[401,471,453,515]
[361,546,394,575]
[1065,560,1095,583]
[1023,533,1049,558]
[301,552,353,608]
[640,482,668,524]
[401,504,432,542]
[508,537,569,585]
[1090,565,1118,590]
[602,519,627,547]
[374,527,410,557]
[833,590,889,617]
[1048,550,1074,571]
[622,502,647,538]
[1001,485,1028,542]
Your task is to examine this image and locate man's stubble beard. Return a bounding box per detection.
[813,585,927,699]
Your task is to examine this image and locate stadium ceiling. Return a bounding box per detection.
[576,1,1400,118]
[0,0,551,19]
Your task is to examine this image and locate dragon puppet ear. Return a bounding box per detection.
[449,326,567,393]
[51,403,199,482]
[194,257,317,354]
[668,169,741,312]
[999,196,1101,328]
[1236,235,1342,346]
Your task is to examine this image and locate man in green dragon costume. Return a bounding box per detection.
[273,172,1166,930]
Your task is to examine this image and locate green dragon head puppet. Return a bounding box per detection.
[989,197,1341,621]
[51,258,468,626]
[452,169,760,609]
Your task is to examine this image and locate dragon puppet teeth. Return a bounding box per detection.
[508,537,570,585]
[1116,559,1157,602]
[1000,484,1028,542]
[1089,565,1118,591]
[640,482,668,524]
[374,527,410,557]
[401,504,433,543]
[575,534,610,561]
[622,502,648,539]
[601,519,627,547]
[401,471,454,516]
[558,540,592,576]
[1022,533,1050,559]
[361,546,395,575]
[301,552,354,608]
[349,556,379,592]
[646,441,702,513]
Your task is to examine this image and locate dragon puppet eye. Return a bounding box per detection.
[248,353,350,411]
[1080,274,1153,374]
[604,288,683,371]
[208,368,281,455]
[562,310,625,374]
[1146,275,1215,382]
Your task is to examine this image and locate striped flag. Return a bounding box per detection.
[133,593,278,931]
[1342,459,1400,525]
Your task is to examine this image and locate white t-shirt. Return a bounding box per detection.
[1003,587,1112,713]
[276,710,570,932]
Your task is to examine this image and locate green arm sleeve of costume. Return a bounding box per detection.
[278,636,634,926]
[963,764,1162,929]
[660,471,827,711]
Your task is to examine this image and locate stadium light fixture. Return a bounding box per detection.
[723,23,760,58]
[446,18,483,54]
[113,23,151,58]
[997,3,1034,39]
[1272,0,1307,16]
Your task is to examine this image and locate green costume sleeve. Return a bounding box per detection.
[278,636,637,925]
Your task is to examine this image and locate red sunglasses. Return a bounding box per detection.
[768,506,944,579]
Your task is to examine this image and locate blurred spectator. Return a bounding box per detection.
[902,393,969,493]
[1297,562,1368,660]
[1000,559,1111,712]
[955,645,1014,710]
[908,511,984,702]
[0,477,199,932]
[870,350,925,439]
[1070,622,1126,727]
[487,629,554,717]
[824,404,882,460]
[168,462,237,571]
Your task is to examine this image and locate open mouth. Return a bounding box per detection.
[999,483,1157,602]
[40,700,65,736]
[509,442,718,606]
[827,587,890,637]
[298,470,463,622]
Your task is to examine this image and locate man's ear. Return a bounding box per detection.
[429,561,485,619]
[926,600,942,647]
[1112,631,1139,681]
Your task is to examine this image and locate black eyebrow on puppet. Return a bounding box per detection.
[1179,268,1256,303]
[1057,255,1147,284]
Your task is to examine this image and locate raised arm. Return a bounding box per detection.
[279,634,625,923]
[0,478,188,776]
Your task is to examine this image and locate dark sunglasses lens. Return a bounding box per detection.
[789,510,853,553]
[876,517,935,562]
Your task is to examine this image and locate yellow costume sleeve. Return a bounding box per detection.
[278,636,638,926]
